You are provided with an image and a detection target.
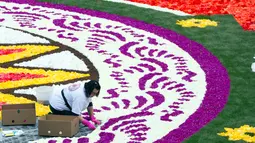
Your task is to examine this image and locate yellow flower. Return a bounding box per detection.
[0,45,59,64]
[0,93,50,120]
[176,18,218,28]
[0,67,89,90]
[218,125,255,142]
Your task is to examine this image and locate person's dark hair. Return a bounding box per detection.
[84,80,101,97]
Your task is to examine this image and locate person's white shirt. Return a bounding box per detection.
[49,82,92,115]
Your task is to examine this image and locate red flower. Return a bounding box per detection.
[0,48,26,55]
[0,73,46,82]
[0,102,7,111]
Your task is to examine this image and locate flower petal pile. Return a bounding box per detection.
[218,125,255,142]
[176,18,218,28]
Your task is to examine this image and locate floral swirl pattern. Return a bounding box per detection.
[0,0,230,143]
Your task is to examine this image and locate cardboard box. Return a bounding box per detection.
[38,115,79,137]
[2,103,36,125]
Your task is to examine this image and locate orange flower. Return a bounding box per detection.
[129,0,255,31]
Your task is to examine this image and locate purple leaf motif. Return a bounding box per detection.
[103,88,119,99]
[95,132,115,143]
[139,73,162,90]
[142,91,165,111]
[141,58,168,72]
[133,96,147,109]
[119,42,139,58]
[78,137,89,143]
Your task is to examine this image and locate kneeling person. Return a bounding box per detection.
[49,80,101,130]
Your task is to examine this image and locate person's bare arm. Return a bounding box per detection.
[87,104,101,125]
[87,105,94,118]
[78,115,84,122]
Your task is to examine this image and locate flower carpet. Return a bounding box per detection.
[0,0,254,143]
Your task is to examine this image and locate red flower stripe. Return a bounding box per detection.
[0,73,47,82]
[0,48,26,56]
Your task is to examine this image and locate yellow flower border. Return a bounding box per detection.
[0,45,59,64]
[176,18,218,28]
[0,92,50,120]
[218,125,255,142]
[0,67,90,90]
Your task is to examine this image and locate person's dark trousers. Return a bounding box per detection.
[49,105,78,116]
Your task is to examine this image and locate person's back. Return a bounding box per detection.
[48,80,101,130]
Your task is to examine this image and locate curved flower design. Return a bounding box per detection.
[176,18,218,28]
[0,1,230,143]
[218,125,255,142]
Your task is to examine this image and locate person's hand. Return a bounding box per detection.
[91,115,101,125]
[81,119,96,130]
